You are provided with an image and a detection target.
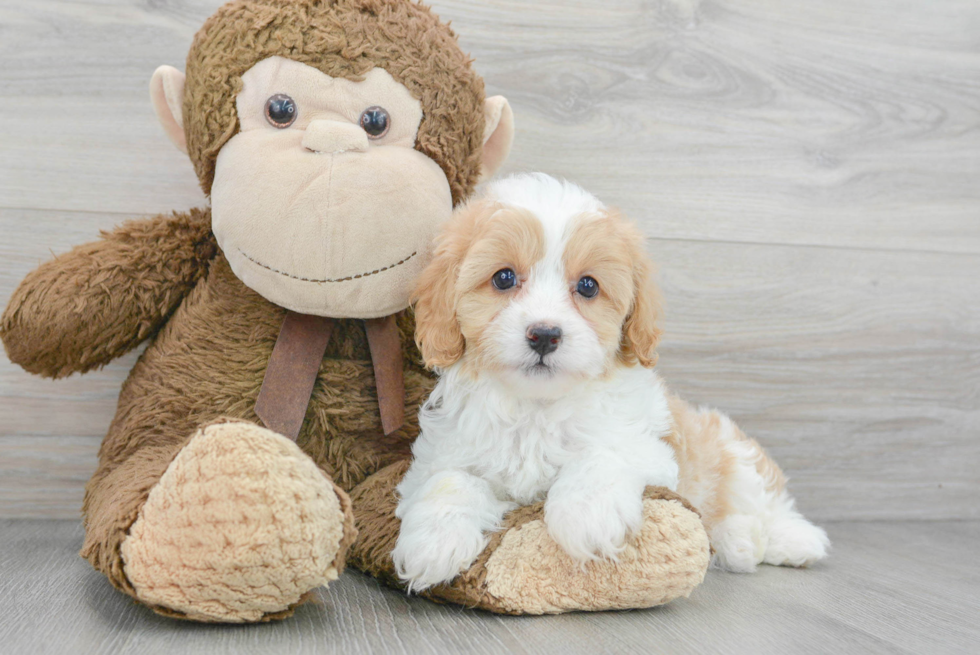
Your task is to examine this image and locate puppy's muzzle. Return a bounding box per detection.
[526,324,562,356]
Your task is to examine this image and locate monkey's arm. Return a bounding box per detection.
[1,208,216,378]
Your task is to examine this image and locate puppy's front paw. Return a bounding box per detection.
[544,486,644,562]
[392,512,488,592]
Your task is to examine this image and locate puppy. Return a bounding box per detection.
[392,173,829,591]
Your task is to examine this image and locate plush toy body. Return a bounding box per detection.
[1,0,709,623]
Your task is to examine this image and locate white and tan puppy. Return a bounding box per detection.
[392,173,829,591]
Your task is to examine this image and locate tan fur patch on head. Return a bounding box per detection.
[455,206,545,370]
[412,200,546,368]
[563,209,663,368]
[185,0,486,202]
[563,210,638,360]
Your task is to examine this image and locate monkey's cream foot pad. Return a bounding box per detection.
[477,489,711,614]
[444,487,711,614]
[120,421,353,622]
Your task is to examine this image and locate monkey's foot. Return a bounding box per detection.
[119,421,355,622]
[350,462,710,614]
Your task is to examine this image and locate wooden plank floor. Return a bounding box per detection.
[1,519,977,654]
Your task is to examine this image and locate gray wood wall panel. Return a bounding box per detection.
[1,0,978,519]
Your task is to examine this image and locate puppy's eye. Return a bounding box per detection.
[576,276,599,298]
[265,94,297,128]
[492,268,517,291]
[359,106,390,139]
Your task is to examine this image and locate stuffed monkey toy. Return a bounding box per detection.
[1,0,709,622]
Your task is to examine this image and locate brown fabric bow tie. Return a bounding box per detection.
[254,311,405,441]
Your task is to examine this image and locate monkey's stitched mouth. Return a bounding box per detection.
[237,248,418,283]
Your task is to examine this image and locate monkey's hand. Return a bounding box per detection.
[1,208,215,378]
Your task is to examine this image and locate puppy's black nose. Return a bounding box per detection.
[526,324,562,356]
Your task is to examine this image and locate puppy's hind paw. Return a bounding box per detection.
[710,514,766,573]
[763,516,830,568]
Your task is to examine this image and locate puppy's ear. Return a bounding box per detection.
[619,224,663,368]
[411,205,481,368]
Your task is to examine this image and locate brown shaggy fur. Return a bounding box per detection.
[0,209,216,378]
[60,223,433,600]
[0,0,483,619]
[184,0,487,204]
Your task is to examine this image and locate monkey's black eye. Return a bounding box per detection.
[576,276,599,298]
[492,268,517,291]
[360,106,390,139]
[265,94,297,128]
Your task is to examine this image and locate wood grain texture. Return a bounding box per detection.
[1,0,979,519]
[1,519,977,654]
[3,0,978,251]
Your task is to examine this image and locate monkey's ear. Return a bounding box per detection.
[150,65,187,154]
[478,96,514,184]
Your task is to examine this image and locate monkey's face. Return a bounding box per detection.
[210,56,454,318]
